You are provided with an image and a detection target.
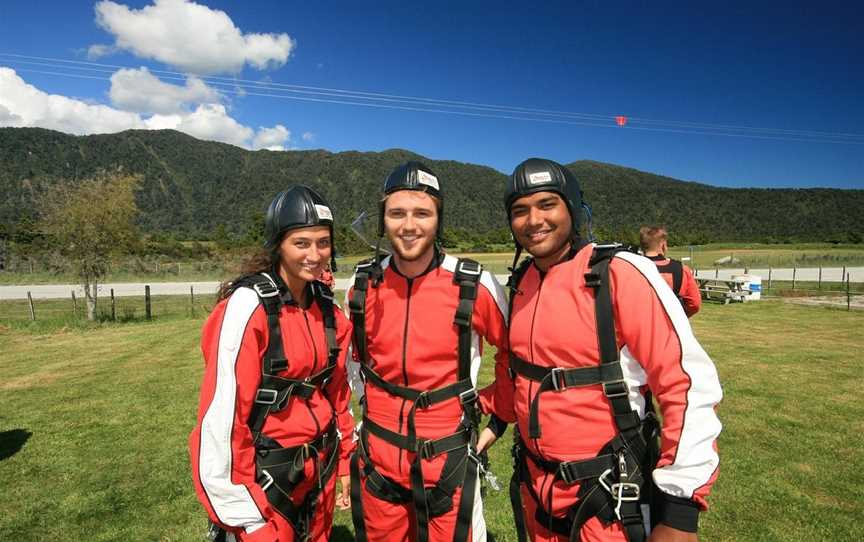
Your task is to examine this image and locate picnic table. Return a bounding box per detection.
[697,277,751,304]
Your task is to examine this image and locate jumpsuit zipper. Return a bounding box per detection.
[397,278,414,473]
[302,308,322,435]
[527,271,553,496]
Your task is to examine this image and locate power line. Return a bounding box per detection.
[2,52,864,145]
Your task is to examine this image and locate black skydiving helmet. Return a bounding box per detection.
[377,160,444,239]
[503,158,584,267]
[264,185,338,272]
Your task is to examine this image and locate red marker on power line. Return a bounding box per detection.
[615,115,628,127]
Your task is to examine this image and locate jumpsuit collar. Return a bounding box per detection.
[388,247,444,280]
[270,265,313,308]
[534,238,587,277]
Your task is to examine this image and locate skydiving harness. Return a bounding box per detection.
[210,273,343,542]
[347,257,484,542]
[648,255,684,299]
[506,245,661,542]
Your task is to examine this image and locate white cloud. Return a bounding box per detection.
[87,43,118,60]
[146,104,253,147]
[252,124,290,150]
[0,68,289,151]
[109,67,221,114]
[0,67,145,134]
[94,0,296,75]
[302,131,315,142]
[0,103,22,123]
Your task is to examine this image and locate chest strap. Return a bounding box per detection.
[509,355,636,440]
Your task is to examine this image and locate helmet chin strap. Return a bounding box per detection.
[582,201,595,242]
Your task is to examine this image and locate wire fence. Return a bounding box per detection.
[0,287,215,323]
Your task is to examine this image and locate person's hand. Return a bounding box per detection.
[476,427,499,453]
[335,475,351,510]
[647,524,697,542]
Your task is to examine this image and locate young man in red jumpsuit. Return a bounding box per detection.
[639,226,701,317]
[346,161,514,542]
[190,186,355,542]
[488,158,722,542]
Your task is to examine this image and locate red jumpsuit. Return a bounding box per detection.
[189,281,355,542]
[648,256,701,317]
[511,245,722,541]
[347,253,513,542]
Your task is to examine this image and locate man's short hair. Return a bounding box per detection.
[639,226,667,252]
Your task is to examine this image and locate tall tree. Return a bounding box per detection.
[39,173,141,320]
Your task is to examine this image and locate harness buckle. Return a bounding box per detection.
[252,282,279,299]
[418,439,435,459]
[416,391,431,409]
[456,260,482,277]
[558,462,577,485]
[598,468,641,520]
[254,389,279,405]
[259,469,274,491]
[550,367,565,391]
[603,379,629,398]
[458,388,479,405]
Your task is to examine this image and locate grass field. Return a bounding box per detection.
[1,301,863,540]
[3,243,863,285]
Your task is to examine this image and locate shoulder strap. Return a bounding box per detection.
[348,257,383,364]
[233,273,288,441]
[452,258,482,381]
[655,259,684,295]
[231,273,288,374]
[506,256,534,320]
[312,281,342,367]
[585,246,624,365]
[585,245,649,453]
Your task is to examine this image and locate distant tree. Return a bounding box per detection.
[39,174,141,320]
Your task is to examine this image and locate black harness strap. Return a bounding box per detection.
[348,257,484,542]
[653,258,684,296]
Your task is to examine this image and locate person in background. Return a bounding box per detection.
[639,226,701,317]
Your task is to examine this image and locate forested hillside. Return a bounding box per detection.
[1,127,861,245]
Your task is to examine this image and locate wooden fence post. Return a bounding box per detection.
[27,291,36,320]
[145,285,151,320]
[792,267,797,290]
[767,267,772,291]
[715,267,719,278]
[111,288,116,321]
[190,285,195,317]
[72,290,78,318]
[818,266,822,290]
[848,275,852,312]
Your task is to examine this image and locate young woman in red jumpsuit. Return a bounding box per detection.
[190,186,355,542]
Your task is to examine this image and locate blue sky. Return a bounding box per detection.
[1,0,862,189]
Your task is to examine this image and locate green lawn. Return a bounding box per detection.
[1,301,863,540]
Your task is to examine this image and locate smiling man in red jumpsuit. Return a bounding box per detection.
[638,226,701,318]
[346,161,513,542]
[494,158,722,542]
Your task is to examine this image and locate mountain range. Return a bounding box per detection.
[1,127,861,245]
